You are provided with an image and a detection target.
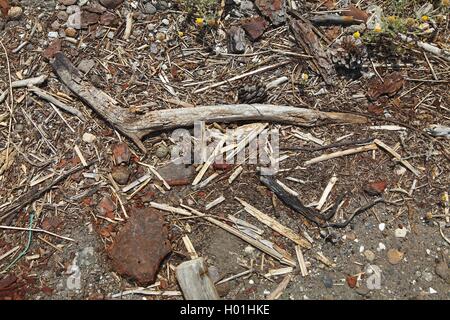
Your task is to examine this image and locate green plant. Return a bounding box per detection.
[177,0,219,19]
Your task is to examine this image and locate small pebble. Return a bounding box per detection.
[65,27,77,37]
[82,132,96,143]
[8,6,23,20]
[161,18,170,26]
[395,227,407,238]
[378,223,386,232]
[244,246,255,256]
[422,272,433,282]
[364,250,376,262]
[155,145,169,159]
[155,32,165,41]
[111,166,130,185]
[429,287,437,294]
[377,242,386,252]
[387,248,404,265]
[48,31,59,38]
[322,275,333,288]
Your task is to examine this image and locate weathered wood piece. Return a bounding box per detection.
[175,258,220,300]
[51,53,367,152]
[290,19,336,85]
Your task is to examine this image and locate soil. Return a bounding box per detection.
[0,0,449,300]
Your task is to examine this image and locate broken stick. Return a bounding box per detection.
[176,258,220,300]
[51,53,367,152]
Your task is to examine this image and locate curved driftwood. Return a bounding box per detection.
[51,53,367,152]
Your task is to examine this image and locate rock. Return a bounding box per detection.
[111,166,130,185]
[241,16,268,41]
[112,142,131,165]
[207,265,221,283]
[227,26,246,54]
[85,3,107,13]
[158,162,195,186]
[97,196,116,217]
[142,3,157,14]
[422,271,433,282]
[42,39,62,60]
[345,232,357,241]
[240,0,254,11]
[155,145,169,159]
[65,27,77,37]
[161,18,170,26]
[57,11,69,21]
[364,250,376,262]
[346,275,358,288]
[77,59,95,74]
[81,11,99,27]
[155,1,168,10]
[216,282,231,297]
[59,0,77,5]
[355,284,370,296]
[378,223,385,232]
[395,227,407,238]
[364,180,387,195]
[435,260,450,284]
[244,245,255,256]
[82,132,96,143]
[67,11,82,29]
[387,248,404,265]
[7,6,23,20]
[254,0,286,26]
[51,20,61,31]
[108,208,171,285]
[48,31,59,38]
[155,32,166,41]
[322,275,333,288]
[99,0,124,10]
[99,12,118,26]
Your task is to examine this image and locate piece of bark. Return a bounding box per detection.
[51,53,366,152]
[290,19,336,85]
[176,258,220,300]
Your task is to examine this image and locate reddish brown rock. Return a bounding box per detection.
[42,39,62,60]
[254,0,286,26]
[241,16,268,41]
[108,208,171,285]
[112,142,130,165]
[81,11,99,27]
[97,195,116,218]
[158,162,195,186]
[111,165,130,185]
[99,12,118,26]
[346,275,358,288]
[85,2,107,14]
[364,181,387,196]
[99,0,124,10]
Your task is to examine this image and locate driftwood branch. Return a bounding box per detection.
[50,53,367,152]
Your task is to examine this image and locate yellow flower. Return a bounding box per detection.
[374,23,382,33]
[353,31,360,39]
[195,17,204,26]
[178,31,184,37]
[387,16,396,23]
[301,73,309,82]
[421,15,429,22]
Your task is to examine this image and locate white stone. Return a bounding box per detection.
[395,228,408,238]
[429,287,437,294]
[48,31,59,38]
[82,132,96,143]
[377,242,386,252]
[378,223,386,231]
